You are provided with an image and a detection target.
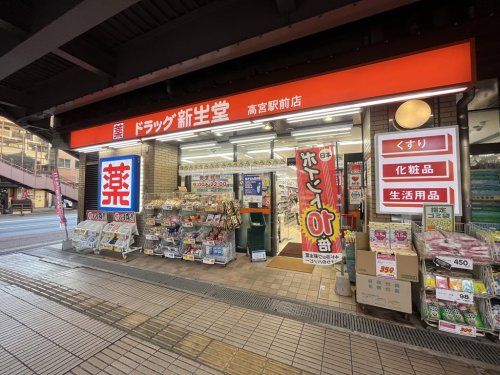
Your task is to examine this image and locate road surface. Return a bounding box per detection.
[0,211,77,251]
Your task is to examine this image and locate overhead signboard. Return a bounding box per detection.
[375,126,461,215]
[71,41,474,148]
[98,155,141,212]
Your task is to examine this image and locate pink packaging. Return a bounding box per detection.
[369,222,390,250]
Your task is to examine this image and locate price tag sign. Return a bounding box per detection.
[145,235,159,241]
[143,249,154,255]
[166,237,175,243]
[423,204,454,232]
[436,256,473,270]
[183,222,194,228]
[203,240,215,246]
[163,205,173,210]
[376,253,397,279]
[436,289,474,304]
[202,258,215,265]
[164,251,176,259]
[438,320,476,337]
[184,205,194,211]
[183,254,195,261]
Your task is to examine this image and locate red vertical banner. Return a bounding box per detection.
[296,146,341,265]
[51,168,67,226]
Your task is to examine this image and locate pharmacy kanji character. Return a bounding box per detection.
[395,165,407,175]
[247,104,257,115]
[279,97,290,109]
[194,104,210,126]
[178,109,193,128]
[389,190,400,200]
[408,165,420,175]
[211,100,230,123]
[291,95,302,107]
[428,190,440,200]
[317,237,332,253]
[422,164,434,174]
[102,162,130,206]
[415,190,425,200]
[268,99,279,111]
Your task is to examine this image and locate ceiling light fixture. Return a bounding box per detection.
[180,141,218,150]
[338,140,362,145]
[287,111,360,123]
[211,123,265,134]
[229,133,277,144]
[247,146,295,154]
[294,132,351,141]
[291,125,352,137]
[182,153,234,160]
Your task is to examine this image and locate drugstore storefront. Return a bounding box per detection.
[71,41,481,311]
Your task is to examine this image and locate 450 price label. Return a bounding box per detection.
[436,256,473,270]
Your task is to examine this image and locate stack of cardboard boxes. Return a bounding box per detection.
[355,222,419,313]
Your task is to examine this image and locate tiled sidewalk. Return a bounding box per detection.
[0,252,497,375]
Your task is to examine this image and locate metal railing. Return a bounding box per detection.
[0,154,78,189]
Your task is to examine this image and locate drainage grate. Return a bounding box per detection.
[23,248,500,366]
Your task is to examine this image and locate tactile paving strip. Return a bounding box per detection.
[16,249,500,367]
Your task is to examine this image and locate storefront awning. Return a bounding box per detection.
[71,40,475,150]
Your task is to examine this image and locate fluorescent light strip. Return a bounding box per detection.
[180,141,218,150]
[229,133,276,144]
[256,107,361,122]
[291,126,352,137]
[209,121,252,131]
[212,124,265,134]
[182,153,234,160]
[142,131,196,141]
[247,146,295,154]
[294,131,351,141]
[339,140,362,145]
[158,135,198,142]
[287,110,361,123]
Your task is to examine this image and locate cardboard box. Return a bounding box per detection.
[356,273,412,313]
[355,232,419,282]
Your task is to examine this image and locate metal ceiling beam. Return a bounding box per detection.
[0,0,139,81]
[35,0,418,116]
[0,16,113,78]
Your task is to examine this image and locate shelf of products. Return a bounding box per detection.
[414,222,497,336]
[72,214,107,252]
[142,193,241,265]
[97,215,140,259]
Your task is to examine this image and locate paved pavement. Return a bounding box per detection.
[0,249,498,375]
[0,211,76,250]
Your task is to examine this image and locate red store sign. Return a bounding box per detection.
[375,126,461,215]
[71,41,474,149]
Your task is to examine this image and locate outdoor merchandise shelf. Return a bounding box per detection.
[72,210,108,252]
[143,192,241,265]
[413,222,499,337]
[97,212,140,259]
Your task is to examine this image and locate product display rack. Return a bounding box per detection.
[97,212,140,259]
[413,222,498,336]
[72,214,107,252]
[142,192,240,266]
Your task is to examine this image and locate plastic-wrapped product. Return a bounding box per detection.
[369,222,390,250]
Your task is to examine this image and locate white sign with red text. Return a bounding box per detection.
[375,126,461,214]
[438,320,476,337]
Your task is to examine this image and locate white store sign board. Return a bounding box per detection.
[375,126,461,215]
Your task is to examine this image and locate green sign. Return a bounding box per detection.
[423,204,454,232]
